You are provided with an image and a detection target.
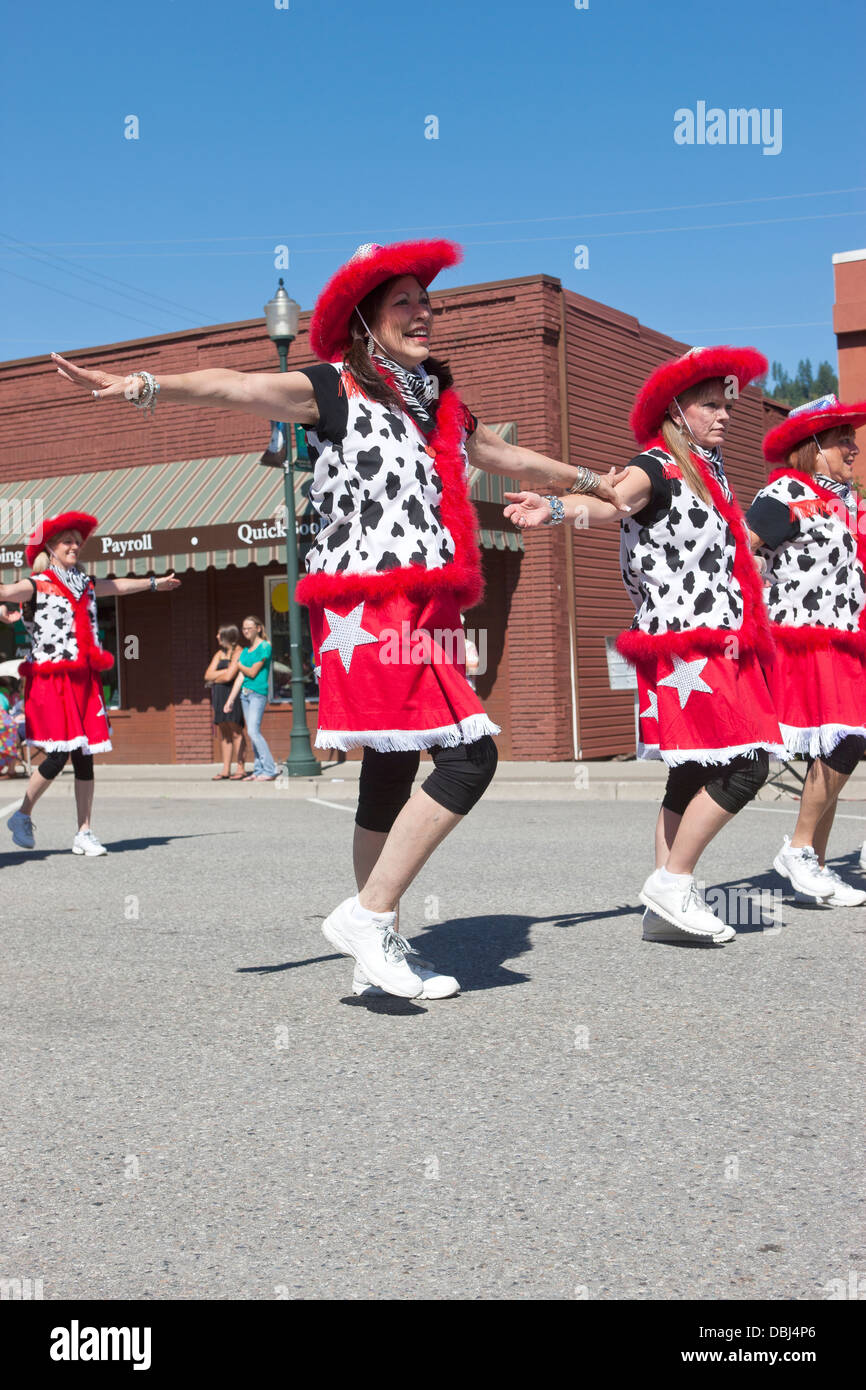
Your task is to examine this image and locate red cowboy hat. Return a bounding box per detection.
[25,510,98,568]
[762,394,866,463]
[309,239,462,362]
[630,345,768,446]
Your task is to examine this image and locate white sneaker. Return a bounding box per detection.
[773,836,834,901]
[7,809,35,848]
[72,828,108,857]
[353,942,460,999]
[322,897,424,998]
[639,869,728,939]
[813,866,866,907]
[641,907,735,944]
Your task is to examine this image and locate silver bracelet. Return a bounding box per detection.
[128,370,160,417]
[543,495,566,525]
[149,575,157,592]
[568,465,600,495]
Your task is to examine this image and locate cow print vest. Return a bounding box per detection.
[304,366,462,578]
[754,473,866,633]
[22,572,105,669]
[620,446,744,638]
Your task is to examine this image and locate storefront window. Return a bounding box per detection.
[96,597,121,709]
[265,572,318,703]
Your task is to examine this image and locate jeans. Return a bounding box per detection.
[240,690,277,777]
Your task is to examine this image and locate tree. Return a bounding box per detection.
[767,359,838,408]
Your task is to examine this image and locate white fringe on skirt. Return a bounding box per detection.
[640,739,789,767]
[315,712,500,753]
[778,722,866,760]
[26,735,113,754]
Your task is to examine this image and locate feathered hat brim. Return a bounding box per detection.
[630,345,768,446]
[309,239,462,362]
[763,398,866,463]
[25,510,98,568]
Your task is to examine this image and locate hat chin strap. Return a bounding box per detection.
[354,307,390,360]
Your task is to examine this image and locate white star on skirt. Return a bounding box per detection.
[657,654,714,709]
[320,602,380,674]
[639,690,659,722]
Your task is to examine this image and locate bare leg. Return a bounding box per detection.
[791,760,848,857]
[20,768,55,817]
[358,788,462,914]
[75,777,94,832]
[665,788,734,876]
[217,726,232,775]
[655,807,682,869]
[231,728,246,773]
[354,825,402,929]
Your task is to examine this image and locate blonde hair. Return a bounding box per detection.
[243,615,267,639]
[787,425,851,476]
[30,528,83,574]
[660,418,712,505]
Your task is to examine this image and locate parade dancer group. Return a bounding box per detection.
[3,237,864,994]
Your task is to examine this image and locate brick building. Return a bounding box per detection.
[833,248,866,487]
[0,274,780,763]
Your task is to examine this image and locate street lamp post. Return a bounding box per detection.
[263,279,320,777]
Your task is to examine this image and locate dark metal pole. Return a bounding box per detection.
[275,338,320,777]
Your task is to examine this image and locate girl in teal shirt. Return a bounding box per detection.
[225,616,278,779]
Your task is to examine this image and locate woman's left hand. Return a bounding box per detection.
[0,604,22,625]
[591,466,632,512]
[157,571,181,591]
[504,491,552,529]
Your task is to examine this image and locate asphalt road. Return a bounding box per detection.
[1,788,863,1301]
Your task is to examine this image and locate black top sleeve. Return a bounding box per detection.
[627,452,672,527]
[745,495,799,550]
[299,363,348,444]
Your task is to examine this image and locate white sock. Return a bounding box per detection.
[657,866,692,886]
[351,896,394,924]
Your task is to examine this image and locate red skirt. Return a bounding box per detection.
[636,649,786,766]
[308,590,499,752]
[24,666,112,755]
[765,641,866,758]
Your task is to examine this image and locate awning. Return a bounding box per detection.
[0,423,522,579]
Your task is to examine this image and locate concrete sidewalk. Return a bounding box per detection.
[8,757,866,804]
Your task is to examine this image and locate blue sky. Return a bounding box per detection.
[2,0,864,383]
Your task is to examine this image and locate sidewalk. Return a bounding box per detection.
[14,758,866,803]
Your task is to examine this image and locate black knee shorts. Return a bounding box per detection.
[355,736,498,832]
[806,734,866,778]
[662,750,770,817]
[39,748,95,782]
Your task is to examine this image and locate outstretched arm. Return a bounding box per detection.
[51,353,319,426]
[468,423,631,513]
[504,465,652,530]
[93,572,181,597]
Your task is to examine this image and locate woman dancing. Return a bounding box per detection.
[51,238,623,994]
[746,395,866,907]
[506,345,786,944]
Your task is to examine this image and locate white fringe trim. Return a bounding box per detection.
[315,712,500,753]
[26,736,113,754]
[655,740,790,768]
[779,722,866,759]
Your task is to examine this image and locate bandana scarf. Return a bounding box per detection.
[372,353,439,433]
[49,564,89,601]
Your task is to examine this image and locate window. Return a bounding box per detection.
[265,573,318,704]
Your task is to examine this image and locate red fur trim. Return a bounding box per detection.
[763,401,866,463]
[25,510,98,567]
[309,239,462,362]
[295,387,483,611]
[770,624,866,657]
[630,346,767,447]
[28,574,114,673]
[617,438,775,664]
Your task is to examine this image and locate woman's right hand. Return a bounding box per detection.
[224,699,235,714]
[51,352,142,404]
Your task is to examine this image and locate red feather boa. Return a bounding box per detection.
[19,574,115,677]
[764,467,866,655]
[617,437,774,667]
[294,383,483,611]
